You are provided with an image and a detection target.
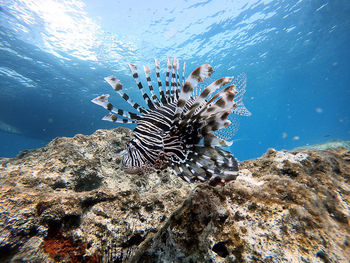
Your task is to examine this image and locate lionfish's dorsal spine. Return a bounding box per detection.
[91,94,139,121]
[128,63,155,110]
[170,58,178,102]
[176,59,181,99]
[154,59,167,105]
[91,96,137,124]
[181,62,186,88]
[165,59,172,103]
[102,112,136,124]
[104,76,147,114]
[143,65,161,107]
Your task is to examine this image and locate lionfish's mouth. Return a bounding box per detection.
[122,165,145,175]
[121,143,155,175]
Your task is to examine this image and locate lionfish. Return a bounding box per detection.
[92,59,251,186]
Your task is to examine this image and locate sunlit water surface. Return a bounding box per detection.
[0,0,349,160]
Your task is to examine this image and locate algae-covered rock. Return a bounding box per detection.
[0,128,349,262]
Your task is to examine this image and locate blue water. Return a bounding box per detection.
[0,0,349,160]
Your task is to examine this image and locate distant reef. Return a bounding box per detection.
[294,139,350,151]
[0,127,349,262]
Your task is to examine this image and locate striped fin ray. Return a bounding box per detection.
[178,77,233,128]
[143,65,161,107]
[173,64,214,126]
[128,63,155,110]
[91,94,140,120]
[170,58,177,102]
[170,58,178,102]
[178,84,238,139]
[173,146,239,186]
[199,84,238,119]
[176,59,181,99]
[165,58,172,103]
[104,76,148,114]
[102,112,136,124]
[203,112,232,133]
[154,59,167,105]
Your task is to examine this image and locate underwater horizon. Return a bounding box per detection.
[0,0,349,161]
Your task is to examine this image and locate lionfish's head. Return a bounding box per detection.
[122,140,155,175]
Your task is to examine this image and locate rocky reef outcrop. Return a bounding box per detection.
[0,127,349,262]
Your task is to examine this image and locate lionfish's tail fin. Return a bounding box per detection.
[174,64,214,124]
[154,59,167,105]
[172,146,239,185]
[91,94,140,120]
[128,63,155,110]
[143,65,161,107]
[104,76,148,114]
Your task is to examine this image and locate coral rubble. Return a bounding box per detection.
[0,128,349,262]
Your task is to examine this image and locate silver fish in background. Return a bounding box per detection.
[92,58,251,185]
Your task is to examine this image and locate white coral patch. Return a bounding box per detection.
[274,151,309,169]
[236,169,265,186]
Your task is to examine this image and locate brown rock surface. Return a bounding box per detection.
[0,128,349,262]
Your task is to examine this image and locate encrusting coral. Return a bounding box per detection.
[0,127,349,262]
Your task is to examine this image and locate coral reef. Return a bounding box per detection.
[294,139,350,151]
[0,128,349,262]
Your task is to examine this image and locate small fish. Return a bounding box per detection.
[92,58,251,185]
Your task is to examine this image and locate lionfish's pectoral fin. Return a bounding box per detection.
[178,77,233,128]
[233,102,251,116]
[231,73,251,116]
[173,64,214,125]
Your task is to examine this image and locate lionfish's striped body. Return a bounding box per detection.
[92,59,250,185]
